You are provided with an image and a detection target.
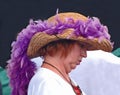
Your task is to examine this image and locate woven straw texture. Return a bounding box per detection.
[27,12,112,58]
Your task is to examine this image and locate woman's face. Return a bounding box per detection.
[63,43,87,73]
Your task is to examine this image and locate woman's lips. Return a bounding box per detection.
[77,60,81,65]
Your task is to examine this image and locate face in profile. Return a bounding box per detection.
[63,43,87,73]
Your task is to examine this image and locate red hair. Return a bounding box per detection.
[39,40,77,58]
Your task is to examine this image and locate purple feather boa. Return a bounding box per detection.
[7,16,112,95]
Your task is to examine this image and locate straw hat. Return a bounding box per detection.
[27,12,113,58]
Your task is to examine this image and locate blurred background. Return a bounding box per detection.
[0,0,120,68]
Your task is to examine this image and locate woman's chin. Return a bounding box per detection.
[71,64,77,69]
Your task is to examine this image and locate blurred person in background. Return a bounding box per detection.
[0,66,11,95]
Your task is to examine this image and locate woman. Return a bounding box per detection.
[28,40,87,95]
[7,12,113,95]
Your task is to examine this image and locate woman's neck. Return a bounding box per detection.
[41,60,70,83]
[41,60,82,95]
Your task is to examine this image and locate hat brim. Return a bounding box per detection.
[27,29,112,58]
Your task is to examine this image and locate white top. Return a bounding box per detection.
[28,68,85,95]
[31,50,120,95]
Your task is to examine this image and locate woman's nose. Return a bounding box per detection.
[80,49,87,58]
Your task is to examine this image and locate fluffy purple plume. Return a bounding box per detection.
[7,16,112,95]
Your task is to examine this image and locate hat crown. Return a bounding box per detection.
[47,12,87,24]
